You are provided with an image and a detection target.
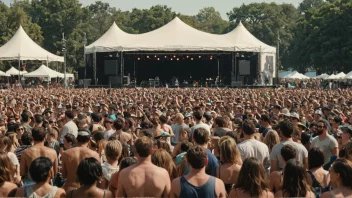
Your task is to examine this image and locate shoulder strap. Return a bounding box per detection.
[103,190,106,198]
[70,190,75,198]
[307,170,322,188]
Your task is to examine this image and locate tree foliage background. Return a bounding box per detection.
[0,0,351,74]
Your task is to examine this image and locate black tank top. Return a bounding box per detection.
[180,176,216,198]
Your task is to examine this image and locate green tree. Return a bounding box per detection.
[195,7,230,34]
[298,0,324,13]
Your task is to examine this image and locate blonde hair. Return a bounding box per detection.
[7,133,20,149]
[105,140,122,161]
[263,130,280,151]
[152,149,177,180]
[218,136,242,165]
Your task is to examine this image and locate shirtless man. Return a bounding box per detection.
[111,118,132,145]
[20,127,58,186]
[61,129,100,193]
[118,136,171,197]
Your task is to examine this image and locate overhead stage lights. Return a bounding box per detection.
[164,56,167,58]
[177,58,179,61]
[147,56,149,59]
[191,58,194,60]
[154,55,157,58]
[186,56,189,58]
[173,55,176,58]
[199,56,201,59]
[171,58,173,60]
[157,58,160,61]
[137,57,141,61]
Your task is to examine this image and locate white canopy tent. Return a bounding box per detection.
[279,71,293,78]
[283,71,310,79]
[313,73,329,79]
[344,71,352,79]
[0,26,64,62]
[327,74,337,79]
[6,67,28,75]
[24,65,62,78]
[0,70,10,77]
[335,72,346,79]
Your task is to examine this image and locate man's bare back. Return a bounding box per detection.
[118,161,171,197]
[61,146,100,192]
[20,145,58,178]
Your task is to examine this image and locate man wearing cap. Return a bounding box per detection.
[61,129,100,193]
[290,112,300,126]
[314,110,323,121]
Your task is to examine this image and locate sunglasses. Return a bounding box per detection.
[105,121,113,124]
[17,128,24,131]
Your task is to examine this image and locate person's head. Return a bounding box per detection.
[225,131,239,144]
[180,140,193,153]
[76,129,91,144]
[64,133,77,149]
[156,140,171,154]
[282,159,313,197]
[65,110,74,120]
[175,113,184,123]
[119,157,138,170]
[104,118,114,129]
[105,140,122,161]
[340,125,352,142]
[242,119,256,136]
[281,144,296,163]
[193,111,203,121]
[214,117,226,128]
[0,151,15,183]
[308,147,324,170]
[91,113,102,123]
[260,114,270,126]
[134,136,153,158]
[192,127,210,145]
[34,114,44,124]
[21,112,30,123]
[218,136,241,164]
[235,157,268,197]
[330,158,352,189]
[278,120,295,138]
[186,145,207,169]
[21,132,33,146]
[152,149,177,179]
[15,124,24,137]
[31,127,47,143]
[263,130,280,151]
[113,118,125,131]
[29,157,53,183]
[316,119,328,135]
[159,115,168,124]
[77,157,102,186]
[0,136,12,152]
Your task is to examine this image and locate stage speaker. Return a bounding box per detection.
[104,60,118,75]
[239,60,251,75]
[109,76,122,86]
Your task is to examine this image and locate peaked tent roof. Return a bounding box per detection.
[6,67,28,75]
[24,65,62,78]
[313,73,329,79]
[221,21,276,53]
[85,17,275,53]
[0,26,64,62]
[282,71,309,79]
[0,70,10,77]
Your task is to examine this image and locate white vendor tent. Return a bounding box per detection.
[327,74,337,79]
[313,73,329,79]
[6,67,28,75]
[85,17,276,53]
[0,26,64,62]
[24,65,62,78]
[283,71,309,79]
[335,72,346,79]
[279,71,293,78]
[344,71,352,79]
[0,70,10,77]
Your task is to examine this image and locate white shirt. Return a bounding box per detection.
[270,141,308,170]
[60,120,78,144]
[104,129,116,140]
[238,139,269,164]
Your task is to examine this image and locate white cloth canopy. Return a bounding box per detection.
[344,71,352,79]
[0,26,64,62]
[279,71,293,78]
[6,67,28,75]
[24,65,62,78]
[283,71,309,79]
[313,73,329,79]
[0,70,10,77]
[86,17,276,54]
[327,74,337,79]
[334,72,346,79]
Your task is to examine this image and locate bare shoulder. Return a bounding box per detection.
[214,177,225,186]
[55,188,66,198]
[320,191,330,198]
[274,190,283,198]
[15,187,25,197]
[265,190,274,198]
[104,190,113,198]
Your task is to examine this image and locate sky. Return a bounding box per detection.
[3,0,301,19]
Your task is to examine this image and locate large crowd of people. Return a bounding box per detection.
[1,87,352,197]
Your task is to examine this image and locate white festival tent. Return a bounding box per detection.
[282,71,310,79]
[85,17,276,53]
[327,74,336,79]
[6,67,28,75]
[279,71,293,78]
[0,70,10,77]
[24,65,63,78]
[344,71,352,79]
[335,72,346,79]
[0,26,64,62]
[313,73,329,79]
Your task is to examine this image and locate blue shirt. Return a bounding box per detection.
[184,149,219,176]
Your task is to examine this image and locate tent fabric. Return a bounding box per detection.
[86,17,276,54]
[344,71,352,79]
[279,71,293,78]
[313,73,329,79]
[0,26,64,62]
[24,65,62,78]
[6,67,28,75]
[0,70,10,77]
[283,71,309,79]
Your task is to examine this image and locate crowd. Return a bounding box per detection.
[1,87,352,197]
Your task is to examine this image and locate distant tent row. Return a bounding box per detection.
[0,66,74,79]
[279,71,352,80]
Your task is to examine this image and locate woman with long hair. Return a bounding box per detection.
[0,151,17,197]
[69,157,113,198]
[152,148,177,180]
[263,130,280,153]
[229,157,273,198]
[92,131,108,162]
[308,148,330,187]
[321,158,352,198]
[217,136,242,195]
[275,159,315,197]
[0,136,20,184]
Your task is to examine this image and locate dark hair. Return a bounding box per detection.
[31,127,47,142]
[135,136,153,157]
[331,158,352,189]
[21,112,30,122]
[235,157,269,197]
[65,111,75,120]
[282,159,313,197]
[281,144,296,162]
[34,114,44,124]
[193,128,210,145]
[215,117,226,127]
[77,157,102,186]
[113,118,125,130]
[261,114,270,123]
[180,140,193,152]
[193,111,203,121]
[279,120,295,138]
[226,131,239,144]
[333,117,342,125]
[90,113,102,122]
[204,114,212,122]
[242,120,256,135]
[29,157,53,183]
[140,122,152,129]
[64,134,77,145]
[308,147,324,169]
[76,129,91,144]
[92,131,104,142]
[21,132,33,145]
[186,146,207,169]
[159,115,168,123]
[120,157,138,170]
